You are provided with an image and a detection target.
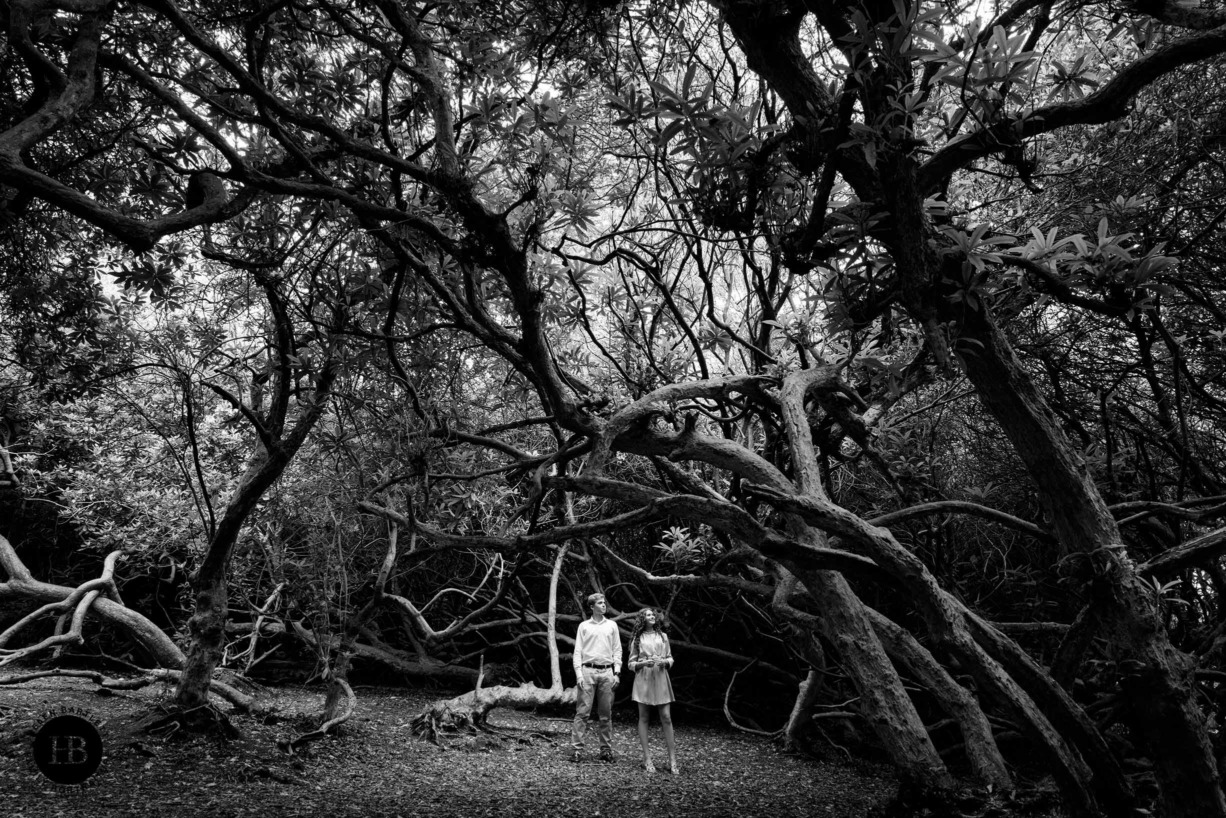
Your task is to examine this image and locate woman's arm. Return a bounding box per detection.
[628,639,642,671]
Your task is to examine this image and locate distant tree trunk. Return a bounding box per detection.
[775,623,825,750]
[321,648,355,723]
[781,669,822,750]
[290,525,398,748]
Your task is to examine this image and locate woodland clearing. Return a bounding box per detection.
[0,674,905,818]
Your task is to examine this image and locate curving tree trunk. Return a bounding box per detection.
[174,332,339,713]
[795,567,954,788]
[175,443,292,710]
[779,370,954,790]
[956,310,1226,817]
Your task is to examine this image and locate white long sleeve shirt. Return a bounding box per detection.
[573,617,622,674]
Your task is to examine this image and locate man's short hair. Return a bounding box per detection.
[587,592,605,609]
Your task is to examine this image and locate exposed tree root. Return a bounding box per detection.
[141,702,241,739]
[278,678,355,755]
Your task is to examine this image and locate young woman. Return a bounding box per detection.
[627,607,677,774]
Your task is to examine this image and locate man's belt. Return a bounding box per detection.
[582,662,613,669]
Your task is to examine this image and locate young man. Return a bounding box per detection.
[571,592,622,762]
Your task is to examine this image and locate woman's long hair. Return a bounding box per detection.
[628,607,669,662]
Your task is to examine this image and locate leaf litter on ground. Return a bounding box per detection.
[0,674,895,817]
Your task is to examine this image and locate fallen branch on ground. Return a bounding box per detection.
[0,551,124,666]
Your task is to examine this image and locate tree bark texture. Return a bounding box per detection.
[867,608,1012,790]
[411,682,575,737]
[795,567,954,789]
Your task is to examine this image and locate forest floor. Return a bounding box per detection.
[0,672,903,818]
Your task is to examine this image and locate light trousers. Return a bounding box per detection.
[571,667,617,750]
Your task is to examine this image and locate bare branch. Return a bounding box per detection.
[869,500,1054,541]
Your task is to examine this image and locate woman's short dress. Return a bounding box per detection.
[630,631,675,706]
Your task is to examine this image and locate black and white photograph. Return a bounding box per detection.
[2,0,1225,815]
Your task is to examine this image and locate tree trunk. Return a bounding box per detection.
[868,608,1012,790]
[782,669,823,750]
[796,567,955,790]
[862,134,1214,814]
[410,681,575,741]
[780,369,953,790]
[176,572,230,709]
[958,309,1226,818]
[174,441,293,710]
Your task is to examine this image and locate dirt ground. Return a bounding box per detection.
[0,673,900,818]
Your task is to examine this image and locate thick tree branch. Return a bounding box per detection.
[920,25,1226,190]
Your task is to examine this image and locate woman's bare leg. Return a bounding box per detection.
[637,702,654,771]
[660,703,677,772]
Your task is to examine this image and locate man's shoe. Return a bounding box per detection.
[599,748,615,763]
[571,750,582,763]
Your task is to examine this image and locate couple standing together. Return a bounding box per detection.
[571,592,679,774]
